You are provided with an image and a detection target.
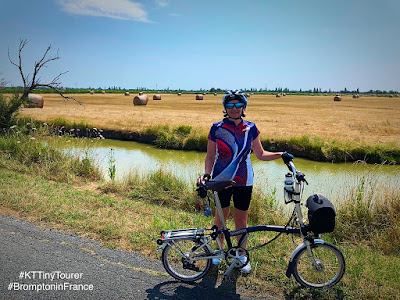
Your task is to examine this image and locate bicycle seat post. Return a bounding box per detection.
[213,191,228,231]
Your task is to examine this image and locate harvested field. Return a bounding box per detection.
[18,93,400,146]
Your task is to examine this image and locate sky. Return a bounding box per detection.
[0,0,399,92]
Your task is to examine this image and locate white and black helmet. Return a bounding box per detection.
[222,90,248,109]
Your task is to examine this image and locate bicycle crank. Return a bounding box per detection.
[224,247,249,276]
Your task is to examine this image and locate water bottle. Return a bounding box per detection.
[284,173,294,202]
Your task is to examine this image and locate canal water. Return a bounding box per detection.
[61,138,400,206]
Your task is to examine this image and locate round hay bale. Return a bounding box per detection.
[90,90,94,95]
[153,94,161,100]
[214,93,217,96]
[353,94,359,98]
[196,94,203,100]
[125,92,130,96]
[283,93,286,96]
[27,94,44,108]
[178,93,182,96]
[102,90,105,94]
[246,93,251,97]
[203,93,206,95]
[389,94,394,98]
[133,95,148,106]
[139,91,144,96]
[334,94,342,101]
[276,94,281,98]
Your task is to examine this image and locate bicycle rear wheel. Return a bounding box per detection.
[162,239,212,282]
[292,242,345,288]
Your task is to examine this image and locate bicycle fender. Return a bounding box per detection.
[285,239,325,278]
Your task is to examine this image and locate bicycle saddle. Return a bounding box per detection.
[203,180,233,192]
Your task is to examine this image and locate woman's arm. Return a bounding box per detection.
[252,136,283,161]
[205,139,216,174]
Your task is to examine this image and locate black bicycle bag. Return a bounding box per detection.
[306,194,336,234]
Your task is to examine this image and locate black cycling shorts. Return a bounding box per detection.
[217,186,253,211]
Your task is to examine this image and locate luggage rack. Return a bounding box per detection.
[158,228,204,244]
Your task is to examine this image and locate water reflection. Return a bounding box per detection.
[62,138,400,204]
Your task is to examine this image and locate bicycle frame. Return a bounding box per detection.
[157,159,345,287]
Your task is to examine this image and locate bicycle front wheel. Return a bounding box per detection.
[162,239,212,282]
[293,242,345,288]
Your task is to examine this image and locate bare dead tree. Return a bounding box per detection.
[0,77,6,89]
[8,39,83,105]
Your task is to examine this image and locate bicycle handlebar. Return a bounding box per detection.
[284,156,308,184]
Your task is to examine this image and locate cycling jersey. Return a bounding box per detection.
[208,118,260,186]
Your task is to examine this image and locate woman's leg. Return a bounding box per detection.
[232,186,252,248]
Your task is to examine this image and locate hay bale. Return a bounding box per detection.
[203,93,206,95]
[90,90,94,95]
[27,94,44,108]
[178,93,182,96]
[353,94,359,98]
[389,94,394,98]
[214,93,217,96]
[139,91,144,95]
[133,95,148,105]
[102,90,105,94]
[196,94,203,100]
[334,94,342,101]
[153,94,161,100]
[125,92,130,96]
[283,93,286,96]
[246,93,251,97]
[276,94,281,98]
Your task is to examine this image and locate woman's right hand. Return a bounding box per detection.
[197,173,211,185]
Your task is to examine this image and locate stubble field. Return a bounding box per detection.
[19,93,400,147]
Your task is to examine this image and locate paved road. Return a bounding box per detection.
[0,215,271,300]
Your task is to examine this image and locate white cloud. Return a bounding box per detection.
[58,0,151,22]
[155,0,169,7]
[170,13,180,17]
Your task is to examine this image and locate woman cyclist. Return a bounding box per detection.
[199,90,284,273]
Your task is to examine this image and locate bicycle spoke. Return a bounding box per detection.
[293,243,345,288]
[162,239,212,281]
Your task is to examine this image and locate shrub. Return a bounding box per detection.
[0,93,24,130]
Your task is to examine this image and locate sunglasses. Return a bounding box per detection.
[225,103,245,109]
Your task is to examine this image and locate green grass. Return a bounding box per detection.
[262,136,400,164]
[45,117,94,130]
[0,127,101,183]
[15,116,400,164]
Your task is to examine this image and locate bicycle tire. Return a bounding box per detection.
[292,242,345,288]
[162,239,212,282]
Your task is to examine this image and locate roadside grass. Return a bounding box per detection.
[1,132,400,299]
[2,165,400,299]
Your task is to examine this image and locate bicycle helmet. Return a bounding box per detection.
[222,90,248,110]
